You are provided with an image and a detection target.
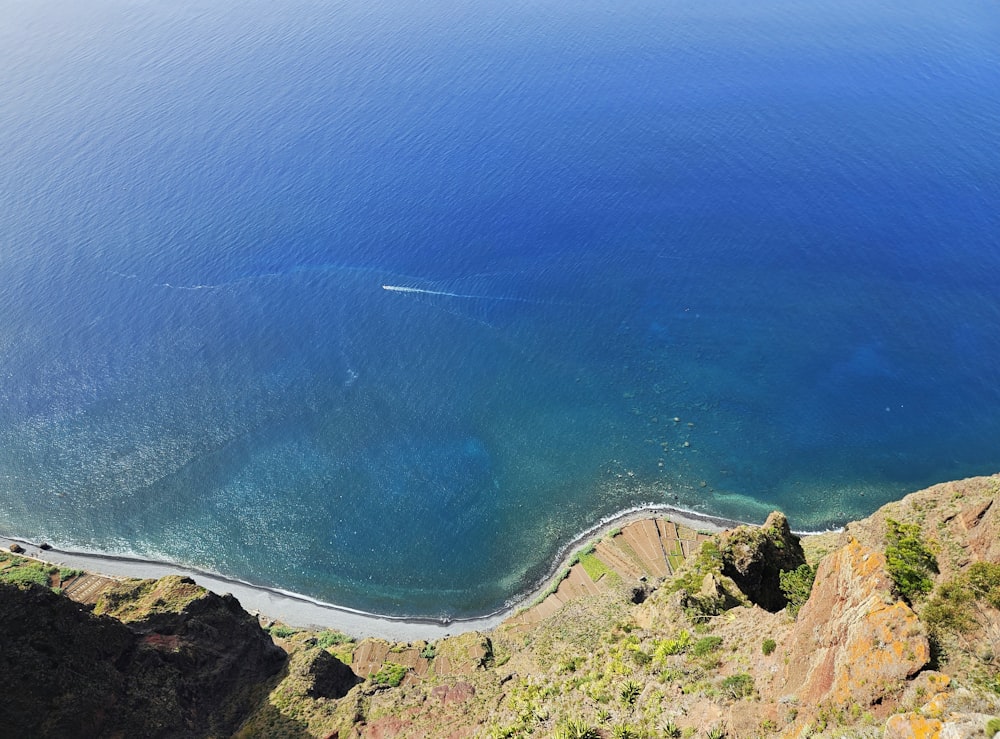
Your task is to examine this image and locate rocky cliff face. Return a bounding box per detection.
[0,575,285,738]
[318,478,999,738]
[3,476,1000,738]
[780,539,929,709]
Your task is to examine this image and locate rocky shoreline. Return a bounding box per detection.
[0,503,736,641]
[4,475,999,737]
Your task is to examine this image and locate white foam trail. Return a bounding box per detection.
[381,284,557,306]
[159,282,218,291]
[382,284,489,299]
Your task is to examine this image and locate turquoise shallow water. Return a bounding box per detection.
[1,0,999,616]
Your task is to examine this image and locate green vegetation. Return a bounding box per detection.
[630,648,652,666]
[619,679,642,707]
[94,576,207,622]
[486,725,519,739]
[672,541,722,595]
[923,561,1000,664]
[761,638,777,656]
[536,568,571,603]
[669,540,742,622]
[654,630,692,661]
[611,723,639,739]
[691,636,722,657]
[720,673,754,699]
[266,624,299,639]
[579,551,617,583]
[554,719,600,739]
[558,655,586,674]
[313,630,353,649]
[420,642,436,659]
[884,519,938,602]
[986,717,1000,736]
[659,667,684,683]
[371,662,407,687]
[0,555,85,594]
[966,561,1000,608]
[923,579,976,633]
[759,719,779,734]
[307,629,356,666]
[0,559,55,588]
[779,563,816,618]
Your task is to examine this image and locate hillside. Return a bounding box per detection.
[3,476,1000,738]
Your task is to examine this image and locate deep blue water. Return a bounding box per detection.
[2,0,999,616]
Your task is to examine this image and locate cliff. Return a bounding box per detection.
[0,574,285,737]
[3,475,1000,738]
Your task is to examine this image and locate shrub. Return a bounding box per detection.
[371,662,408,687]
[420,642,437,659]
[662,721,682,738]
[692,636,723,657]
[966,561,1000,608]
[922,561,1000,663]
[630,648,652,666]
[266,625,298,639]
[315,630,353,649]
[558,655,585,673]
[985,717,1000,736]
[721,673,754,699]
[884,519,937,602]
[761,638,777,656]
[611,723,639,739]
[923,581,975,633]
[779,563,816,618]
[670,542,723,600]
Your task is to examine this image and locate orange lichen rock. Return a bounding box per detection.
[902,670,951,705]
[884,713,944,739]
[780,538,929,709]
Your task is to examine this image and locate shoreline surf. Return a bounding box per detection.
[0,503,745,641]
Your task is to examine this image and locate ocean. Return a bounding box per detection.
[2,0,998,617]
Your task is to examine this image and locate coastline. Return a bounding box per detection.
[0,504,738,642]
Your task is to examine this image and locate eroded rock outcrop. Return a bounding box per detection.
[842,475,999,581]
[885,678,1000,739]
[292,647,361,699]
[0,576,286,738]
[781,538,929,709]
[719,511,806,611]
